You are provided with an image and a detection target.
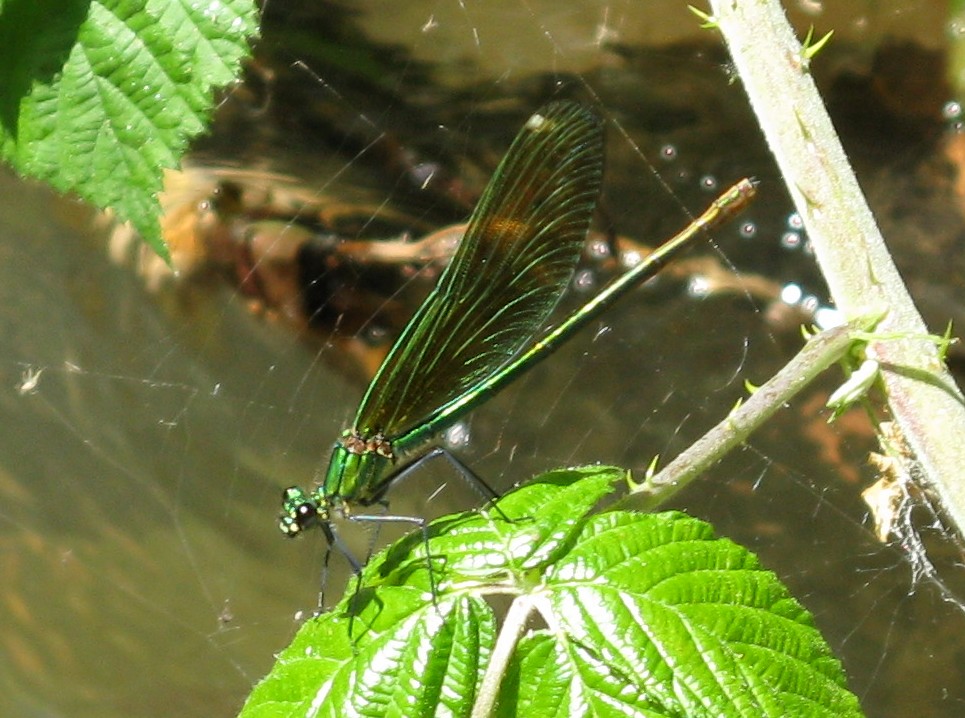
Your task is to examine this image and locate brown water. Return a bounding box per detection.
[1,2,963,716]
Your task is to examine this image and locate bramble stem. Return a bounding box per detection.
[706,0,965,535]
[632,315,881,509]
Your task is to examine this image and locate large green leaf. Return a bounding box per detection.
[244,467,865,718]
[0,0,258,260]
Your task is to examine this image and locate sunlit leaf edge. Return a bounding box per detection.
[0,0,259,259]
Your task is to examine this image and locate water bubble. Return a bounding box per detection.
[699,175,718,192]
[943,101,962,120]
[444,422,471,449]
[688,275,711,297]
[786,212,804,230]
[660,144,677,161]
[573,268,596,293]
[738,221,757,239]
[801,294,820,312]
[587,236,610,260]
[621,249,642,269]
[780,282,803,304]
[781,231,801,249]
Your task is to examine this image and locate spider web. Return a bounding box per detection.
[1,1,964,717]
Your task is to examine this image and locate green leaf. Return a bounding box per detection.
[0,0,259,260]
[540,511,858,717]
[244,590,495,718]
[243,467,865,718]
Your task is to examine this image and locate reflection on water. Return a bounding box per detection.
[0,169,345,715]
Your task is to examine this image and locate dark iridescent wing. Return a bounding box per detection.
[353,100,604,441]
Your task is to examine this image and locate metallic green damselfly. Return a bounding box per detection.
[280,100,755,565]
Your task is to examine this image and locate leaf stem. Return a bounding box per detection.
[471,594,535,718]
[631,315,882,509]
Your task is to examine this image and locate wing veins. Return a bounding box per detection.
[353,101,605,441]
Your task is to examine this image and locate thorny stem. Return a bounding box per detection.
[631,315,882,509]
[706,0,965,536]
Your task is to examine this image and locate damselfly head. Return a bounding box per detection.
[279,486,322,537]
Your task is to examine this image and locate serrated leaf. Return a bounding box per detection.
[540,511,862,717]
[243,591,495,718]
[0,0,259,260]
[502,633,668,718]
[244,468,864,718]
